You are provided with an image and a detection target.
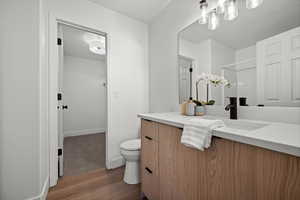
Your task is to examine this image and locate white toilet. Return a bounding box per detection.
[120,139,141,184]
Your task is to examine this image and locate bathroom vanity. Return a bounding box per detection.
[139,113,300,200]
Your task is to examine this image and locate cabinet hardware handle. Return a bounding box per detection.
[145,136,153,140]
[145,167,152,174]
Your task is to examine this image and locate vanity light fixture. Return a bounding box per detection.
[246,0,263,9]
[208,9,220,30]
[217,0,226,14]
[198,0,208,24]
[224,0,239,21]
[199,0,263,31]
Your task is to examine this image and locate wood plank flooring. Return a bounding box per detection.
[47,167,141,200]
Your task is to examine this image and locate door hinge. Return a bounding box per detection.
[57,93,62,101]
[58,148,63,177]
[57,38,62,46]
[58,148,63,156]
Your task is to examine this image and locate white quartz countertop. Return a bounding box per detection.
[138,112,300,157]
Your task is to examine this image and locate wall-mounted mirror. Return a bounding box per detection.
[178,0,300,107]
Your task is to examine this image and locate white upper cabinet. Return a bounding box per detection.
[257,27,300,107]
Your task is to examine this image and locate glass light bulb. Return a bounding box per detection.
[208,9,220,30]
[224,0,238,21]
[217,0,227,14]
[198,0,208,24]
[246,0,263,9]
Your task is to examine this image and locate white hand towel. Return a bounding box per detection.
[181,119,225,151]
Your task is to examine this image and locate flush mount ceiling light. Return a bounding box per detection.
[217,0,227,14]
[89,40,106,55]
[198,0,263,31]
[198,0,208,24]
[83,32,106,55]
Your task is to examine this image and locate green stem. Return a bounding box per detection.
[207,84,209,103]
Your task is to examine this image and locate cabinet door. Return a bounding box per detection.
[257,26,300,106]
[141,119,158,141]
[158,123,199,200]
[158,124,178,200]
[286,27,300,106]
[257,35,285,106]
[141,120,159,200]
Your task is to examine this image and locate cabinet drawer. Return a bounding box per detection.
[141,119,158,141]
[141,166,159,200]
[141,137,158,175]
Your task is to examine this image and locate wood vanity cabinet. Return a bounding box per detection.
[140,119,300,200]
[141,119,159,200]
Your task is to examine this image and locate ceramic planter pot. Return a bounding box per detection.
[195,106,205,116]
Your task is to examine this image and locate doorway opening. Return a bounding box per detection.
[57,22,107,178]
[178,55,194,103]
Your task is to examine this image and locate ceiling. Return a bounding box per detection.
[180,0,300,49]
[62,24,106,61]
[88,0,172,22]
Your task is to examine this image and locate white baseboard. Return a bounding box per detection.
[64,128,106,137]
[106,156,125,169]
[26,177,49,200]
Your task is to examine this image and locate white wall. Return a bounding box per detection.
[179,38,212,74]
[235,45,256,61]
[149,0,218,112]
[0,0,43,199]
[179,38,235,104]
[42,0,149,170]
[63,56,107,137]
[211,40,235,105]
[235,45,257,105]
[179,38,212,102]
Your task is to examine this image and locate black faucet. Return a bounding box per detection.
[225,97,237,120]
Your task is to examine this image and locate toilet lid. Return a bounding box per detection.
[120,139,141,151]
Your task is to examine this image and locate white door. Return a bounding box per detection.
[179,56,192,103]
[286,27,300,106]
[257,26,300,107]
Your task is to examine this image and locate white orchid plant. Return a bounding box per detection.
[195,73,230,105]
[197,73,230,86]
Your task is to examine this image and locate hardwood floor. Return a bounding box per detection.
[47,167,141,200]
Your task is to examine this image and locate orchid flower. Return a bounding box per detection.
[196,73,230,87]
[195,73,230,103]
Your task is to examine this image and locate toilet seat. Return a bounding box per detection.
[120,139,141,151]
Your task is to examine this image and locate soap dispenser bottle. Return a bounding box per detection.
[186,97,196,116]
[180,100,188,115]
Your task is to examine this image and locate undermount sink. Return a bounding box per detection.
[189,116,269,131]
[223,120,269,131]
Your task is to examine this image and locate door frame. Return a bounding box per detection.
[177,55,196,103]
[48,13,110,186]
